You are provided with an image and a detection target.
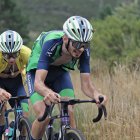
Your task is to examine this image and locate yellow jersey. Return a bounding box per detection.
[0,45,31,84]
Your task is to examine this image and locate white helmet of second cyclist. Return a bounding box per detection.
[0,30,23,53]
[63,16,93,42]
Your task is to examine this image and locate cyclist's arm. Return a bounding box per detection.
[34,69,60,105]
[80,73,99,98]
[34,69,51,97]
[79,49,95,98]
[80,73,107,104]
[34,42,60,104]
[20,45,31,64]
[79,49,107,104]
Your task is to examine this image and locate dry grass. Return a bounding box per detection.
[15,62,139,140]
[71,63,140,140]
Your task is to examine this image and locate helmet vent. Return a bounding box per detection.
[72,29,76,34]
[77,29,80,34]
[9,35,11,38]
[9,42,12,48]
[83,29,85,33]
[5,42,7,46]
[81,20,84,25]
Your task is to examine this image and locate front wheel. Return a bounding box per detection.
[17,116,31,140]
[64,128,86,140]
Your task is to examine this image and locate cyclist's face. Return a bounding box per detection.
[2,52,20,64]
[68,40,85,58]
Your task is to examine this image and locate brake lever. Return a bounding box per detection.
[99,96,107,119]
[92,96,107,123]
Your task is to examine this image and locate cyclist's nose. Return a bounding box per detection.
[78,47,84,52]
[75,48,84,54]
[8,58,16,64]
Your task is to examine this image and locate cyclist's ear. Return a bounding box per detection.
[63,35,69,43]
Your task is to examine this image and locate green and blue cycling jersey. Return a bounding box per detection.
[26,30,91,104]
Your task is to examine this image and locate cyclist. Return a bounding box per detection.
[0,30,31,140]
[26,16,107,140]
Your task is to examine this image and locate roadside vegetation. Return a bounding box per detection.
[72,61,140,140]
[1,0,140,139]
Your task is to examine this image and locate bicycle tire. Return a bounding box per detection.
[3,136,8,140]
[43,131,48,140]
[45,126,54,140]
[17,116,31,140]
[3,135,9,140]
[64,128,86,140]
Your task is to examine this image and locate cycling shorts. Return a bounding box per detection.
[27,66,75,105]
[0,74,29,112]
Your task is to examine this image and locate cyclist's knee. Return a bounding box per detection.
[68,105,74,113]
[23,111,29,118]
[33,101,46,118]
[68,105,76,128]
[21,102,29,112]
[68,105,75,118]
[21,102,29,118]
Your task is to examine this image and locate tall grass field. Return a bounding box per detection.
[10,62,139,140]
[71,63,140,140]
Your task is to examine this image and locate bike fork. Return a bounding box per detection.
[58,125,69,140]
[47,124,54,140]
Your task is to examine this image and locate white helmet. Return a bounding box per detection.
[63,16,93,42]
[0,30,23,53]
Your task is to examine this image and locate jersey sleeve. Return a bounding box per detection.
[20,45,31,65]
[79,48,90,73]
[37,40,54,70]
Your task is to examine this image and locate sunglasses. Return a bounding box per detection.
[70,39,90,50]
[2,51,20,59]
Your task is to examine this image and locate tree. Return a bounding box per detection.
[99,5,113,19]
[90,2,140,67]
[0,0,29,43]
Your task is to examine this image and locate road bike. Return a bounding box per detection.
[0,95,31,140]
[38,96,107,140]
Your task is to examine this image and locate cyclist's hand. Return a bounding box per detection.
[43,91,60,105]
[0,88,11,103]
[94,90,107,106]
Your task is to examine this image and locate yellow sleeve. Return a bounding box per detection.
[20,45,31,65]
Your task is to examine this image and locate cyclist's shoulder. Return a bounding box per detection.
[19,45,31,62]
[42,30,64,43]
[0,51,2,57]
[0,51,4,62]
[20,45,31,51]
[20,45,31,54]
